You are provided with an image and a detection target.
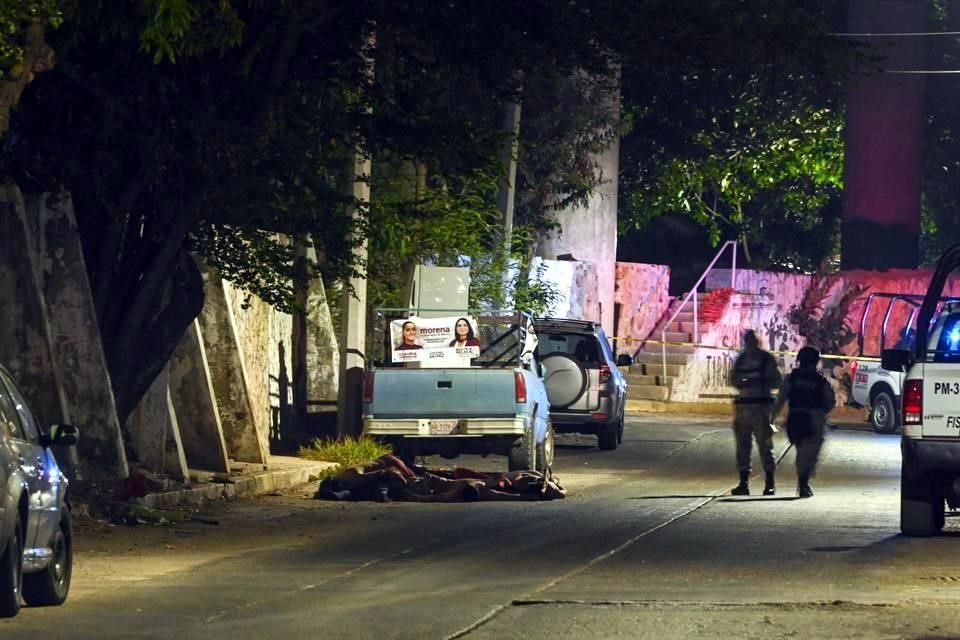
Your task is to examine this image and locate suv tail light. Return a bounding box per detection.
[599,362,611,384]
[903,379,922,425]
[363,371,375,403]
[515,371,527,403]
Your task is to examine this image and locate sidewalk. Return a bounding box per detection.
[135,455,339,509]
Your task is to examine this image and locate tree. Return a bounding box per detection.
[0,0,59,135]
[5,1,369,425]
[3,0,628,435]
[615,0,850,272]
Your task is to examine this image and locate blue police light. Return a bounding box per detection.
[949,325,960,351]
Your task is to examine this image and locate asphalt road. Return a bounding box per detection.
[4,414,960,640]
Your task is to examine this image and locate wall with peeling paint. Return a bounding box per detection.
[613,262,670,358]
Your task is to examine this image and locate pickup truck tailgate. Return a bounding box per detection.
[366,368,519,419]
[919,363,960,437]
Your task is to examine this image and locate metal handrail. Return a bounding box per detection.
[660,241,738,382]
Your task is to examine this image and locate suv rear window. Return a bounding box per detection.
[537,332,599,364]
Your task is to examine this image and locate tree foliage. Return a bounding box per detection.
[920,0,960,265]
[616,0,849,272]
[0,0,60,77]
[3,0,627,428]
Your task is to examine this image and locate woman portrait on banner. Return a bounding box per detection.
[449,317,481,348]
[395,320,423,350]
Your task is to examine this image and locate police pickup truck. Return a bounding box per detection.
[362,310,553,473]
[882,244,960,536]
[850,292,960,433]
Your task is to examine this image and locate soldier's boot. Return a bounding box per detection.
[763,472,776,496]
[731,470,750,496]
[798,475,814,498]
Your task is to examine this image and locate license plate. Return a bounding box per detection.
[429,419,462,435]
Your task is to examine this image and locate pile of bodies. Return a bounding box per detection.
[315,454,566,502]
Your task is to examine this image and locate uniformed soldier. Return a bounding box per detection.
[729,330,783,496]
[771,345,836,498]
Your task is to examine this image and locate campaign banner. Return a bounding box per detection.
[390,315,481,364]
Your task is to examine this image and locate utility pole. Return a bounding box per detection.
[497,81,522,303]
[291,234,309,439]
[336,28,375,439]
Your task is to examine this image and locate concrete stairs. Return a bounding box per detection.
[622,292,715,403]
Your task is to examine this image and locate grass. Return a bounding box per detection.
[298,435,393,480]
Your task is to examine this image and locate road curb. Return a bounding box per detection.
[137,458,339,509]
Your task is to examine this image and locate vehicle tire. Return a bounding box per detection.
[508,428,536,472]
[0,511,23,618]
[535,421,555,474]
[540,353,588,410]
[597,420,618,451]
[23,508,72,607]
[617,412,625,444]
[871,391,899,434]
[900,466,943,537]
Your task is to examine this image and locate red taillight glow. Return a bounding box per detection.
[599,363,611,384]
[903,379,922,425]
[515,371,527,403]
[363,371,375,403]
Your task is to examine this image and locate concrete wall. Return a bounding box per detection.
[531,257,598,322]
[671,270,812,402]
[614,262,670,357]
[0,187,127,480]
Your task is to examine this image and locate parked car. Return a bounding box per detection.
[0,362,78,617]
[533,318,630,450]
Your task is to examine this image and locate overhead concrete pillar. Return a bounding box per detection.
[197,267,268,464]
[25,193,128,479]
[0,187,69,428]
[535,73,621,335]
[306,246,339,435]
[168,319,230,473]
[127,365,190,482]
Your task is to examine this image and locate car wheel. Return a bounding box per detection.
[0,510,23,618]
[23,508,73,607]
[617,412,625,444]
[535,421,555,474]
[900,465,943,537]
[597,420,618,451]
[871,391,899,434]
[508,428,536,472]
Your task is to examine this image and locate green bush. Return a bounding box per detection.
[298,435,393,479]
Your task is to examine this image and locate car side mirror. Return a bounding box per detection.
[41,424,79,448]
[881,348,913,373]
[616,354,633,367]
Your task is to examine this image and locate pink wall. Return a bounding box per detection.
[613,262,670,356]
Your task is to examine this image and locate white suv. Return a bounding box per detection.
[883,245,960,536]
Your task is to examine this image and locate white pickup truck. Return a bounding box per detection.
[882,244,960,536]
[849,293,923,433]
[850,293,959,433]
